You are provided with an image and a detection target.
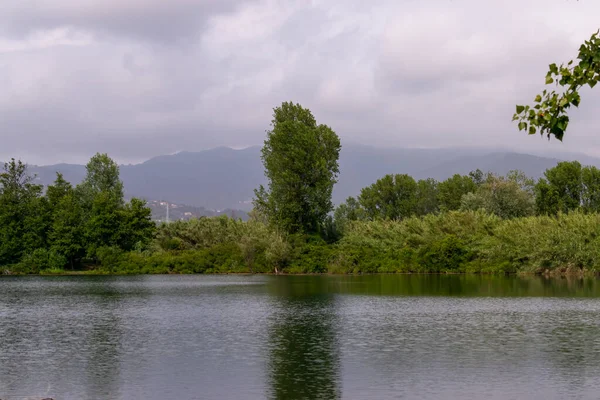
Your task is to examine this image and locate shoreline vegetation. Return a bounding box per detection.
[21,269,600,277]
[4,103,600,277]
[5,210,600,277]
[3,204,600,278]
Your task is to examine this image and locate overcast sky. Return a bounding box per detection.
[1,0,599,165]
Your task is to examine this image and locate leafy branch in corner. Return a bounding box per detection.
[513,29,600,141]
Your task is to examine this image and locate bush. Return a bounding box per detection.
[416,235,470,272]
[96,246,123,272]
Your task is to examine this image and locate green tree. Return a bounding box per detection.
[581,165,600,212]
[46,173,72,209]
[85,191,122,256]
[0,159,47,265]
[118,198,156,251]
[437,174,477,211]
[76,154,132,257]
[535,161,582,215]
[358,174,418,220]
[46,173,84,269]
[534,178,559,216]
[415,178,439,216]
[77,153,124,212]
[514,30,600,140]
[469,169,485,186]
[506,170,536,193]
[535,161,600,215]
[254,102,341,234]
[333,196,366,234]
[460,171,535,219]
[49,192,84,269]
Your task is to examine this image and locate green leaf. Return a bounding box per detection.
[545,76,554,84]
[534,94,542,102]
[518,122,527,131]
[549,63,558,74]
[516,105,525,114]
[529,126,536,135]
[554,129,564,141]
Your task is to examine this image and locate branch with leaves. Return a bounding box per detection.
[513,30,600,140]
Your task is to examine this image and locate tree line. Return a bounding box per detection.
[3,101,600,275]
[0,154,155,271]
[333,161,600,230]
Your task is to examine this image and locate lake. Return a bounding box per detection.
[2,274,600,400]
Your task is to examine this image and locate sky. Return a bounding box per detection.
[1,0,600,165]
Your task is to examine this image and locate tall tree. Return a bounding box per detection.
[46,173,84,268]
[513,30,600,140]
[46,173,72,209]
[85,191,122,255]
[254,102,341,234]
[49,192,84,269]
[77,153,124,211]
[118,198,156,251]
[77,154,126,256]
[0,159,47,264]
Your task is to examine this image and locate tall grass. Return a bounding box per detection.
[332,210,600,274]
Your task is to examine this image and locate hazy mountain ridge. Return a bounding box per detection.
[12,144,600,211]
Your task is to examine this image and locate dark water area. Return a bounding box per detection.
[2,274,600,399]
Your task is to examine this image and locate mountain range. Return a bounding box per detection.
[13,144,600,211]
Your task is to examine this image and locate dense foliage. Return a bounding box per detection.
[4,154,600,276]
[254,102,341,234]
[0,154,155,273]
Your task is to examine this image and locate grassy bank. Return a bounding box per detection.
[5,211,600,276]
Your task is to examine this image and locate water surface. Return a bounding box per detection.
[1,274,600,399]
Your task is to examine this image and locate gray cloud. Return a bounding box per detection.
[1,0,246,43]
[1,0,600,165]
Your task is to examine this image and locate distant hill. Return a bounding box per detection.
[118,146,264,211]
[13,144,600,211]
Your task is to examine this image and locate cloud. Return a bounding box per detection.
[1,0,246,43]
[1,0,600,165]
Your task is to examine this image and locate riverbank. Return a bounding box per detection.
[5,264,600,279]
[5,211,600,276]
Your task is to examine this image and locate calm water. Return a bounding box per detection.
[2,275,600,400]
